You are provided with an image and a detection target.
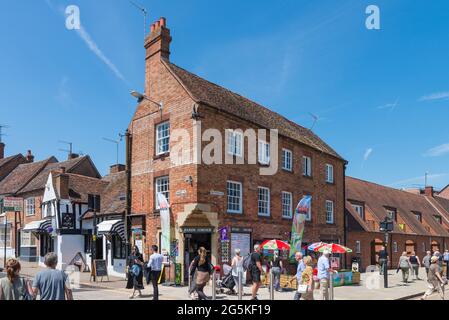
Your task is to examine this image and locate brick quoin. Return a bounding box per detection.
[129,18,346,283]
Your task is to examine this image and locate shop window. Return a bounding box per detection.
[112,235,127,259]
[0,224,11,248]
[21,232,36,247]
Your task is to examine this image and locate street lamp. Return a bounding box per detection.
[379,216,394,288]
[130,90,163,111]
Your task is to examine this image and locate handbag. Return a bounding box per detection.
[297,284,308,294]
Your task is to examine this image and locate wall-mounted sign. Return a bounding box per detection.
[210,190,224,196]
[221,240,230,263]
[2,197,23,212]
[231,227,253,233]
[176,190,187,196]
[181,227,214,234]
[218,227,229,241]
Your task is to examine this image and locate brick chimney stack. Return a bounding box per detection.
[424,186,434,197]
[110,164,126,174]
[68,153,79,160]
[0,142,4,159]
[144,17,171,96]
[56,171,69,199]
[25,150,34,163]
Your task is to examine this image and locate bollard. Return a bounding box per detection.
[212,269,216,300]
[269,270,274,300]
[329,272,334,300]
[238,270,243,300]
[188,266,191,298]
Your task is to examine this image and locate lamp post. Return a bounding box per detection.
[379,217,394,288]
[130,91,163,112]
[2,213,6,268]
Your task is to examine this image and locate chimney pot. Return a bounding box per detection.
[68,153,79,160]
[155,21,161,29]
[150,24,155,32]
[160,17,166,28]
[25,150,34,163]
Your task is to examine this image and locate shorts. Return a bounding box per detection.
[251,269,261,283]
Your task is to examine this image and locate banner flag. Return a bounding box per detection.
[157,192,170,254]
[289,195,312,259]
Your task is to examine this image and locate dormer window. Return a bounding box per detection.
[385,208,397,222]
[434,215,442,224]
[412,211,422,223]
[351,203,365,220]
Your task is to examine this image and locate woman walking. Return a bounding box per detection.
[0,258,32,300]
[300,256,315,300]
[126,246,145,299]
[409,252,421,280]
[398,252,413,284]
[421,256,446,300]
[270,250,283,292]
[190,247,213,300]
[231,248,244,294]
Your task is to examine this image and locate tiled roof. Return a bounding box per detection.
[64,173,109,203]
[0,154,22,168]
[163,60,344,161]
[346,176,449,237]
[0,157,57,195]
[0,154,26,181]
[18,156,89,194]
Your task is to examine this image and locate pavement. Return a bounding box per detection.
[2,260,446,300]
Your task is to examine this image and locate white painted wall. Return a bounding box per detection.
[56,234,84,270]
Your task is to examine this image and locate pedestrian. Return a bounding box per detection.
[421,256,446,300]
[288,252,305,300]
[397,252,413,284]
[423,251,432,276]
[31,252,73,300]
[433,250,443,269]
[0,258,33,300]
[300,256,315,300]
[188,259,197,299]
[443,249,449,277]
[409,251,421,280]
[377,246,388,275]
[190,247,213,300]
[147,245,163,300]
[249,244,264,300]
[317,249,335,300]
[126,246,145,299]
[231,248,244,294]
[270,250,283,292]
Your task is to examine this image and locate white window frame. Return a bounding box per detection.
[20,231,36,247]
[305,197,312,221]
[386,209,396,221]
[352,204,364,220]
[281,191,293,219]
[155,176,170,209]
[258,140,270,165]
[326,200,334,224]
[355,241,361,254]
[282,149,292,171]
[227,181,243,214]
[227,130,243,157]
[325,164,334,183]
[302,156,312,177]
[0,224,11,248]
[25,197,35,216]
[156,121,170,155]
[258,187,270,217]
[393,241,398,253]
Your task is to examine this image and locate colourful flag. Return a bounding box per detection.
[289,195,311,259]
[157,192,170,253]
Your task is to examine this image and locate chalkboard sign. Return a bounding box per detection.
[93,259,108,278]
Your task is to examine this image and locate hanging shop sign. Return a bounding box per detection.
[181,227,214,234]
[218,226,229,241]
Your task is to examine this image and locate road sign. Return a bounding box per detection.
[2,197,23,212]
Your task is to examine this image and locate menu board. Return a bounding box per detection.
[231,233,251,257]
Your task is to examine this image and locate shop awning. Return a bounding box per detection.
[23,219,52,233]
[97,219,125,241]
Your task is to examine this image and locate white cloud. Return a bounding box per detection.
[423,143,449,157]
[419,92,449,102]
[363,148,373,161]
[377,98,399,111]
[389,173,449,187]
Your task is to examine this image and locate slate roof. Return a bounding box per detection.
[162,60,344,161]
[346,176,449,237]
[0,157,57,195]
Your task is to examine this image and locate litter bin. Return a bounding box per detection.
[351,257,361,272]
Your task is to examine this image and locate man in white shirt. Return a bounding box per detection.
[147,245,163,300]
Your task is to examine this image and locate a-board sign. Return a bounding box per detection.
[93,259,108,277]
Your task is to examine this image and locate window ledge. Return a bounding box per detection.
[154,152,170,160]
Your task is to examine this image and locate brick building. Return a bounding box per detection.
[0,143,29,182]
[345,177,449,271]
[128,18,346,282]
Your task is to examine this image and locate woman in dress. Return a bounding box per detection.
[231,248,244,294]
[126,246,145,298]
[300,256,315,300]
[190,247,213,300]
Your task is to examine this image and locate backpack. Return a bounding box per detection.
[242,253,253,271]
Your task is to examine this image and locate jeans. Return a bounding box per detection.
[378,259,387,275]
[293,291,302,300]
[151,271,161,300]
[271,267,281,290]
[411,264,419,279]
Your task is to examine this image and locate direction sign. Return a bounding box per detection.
[2,197,23,212]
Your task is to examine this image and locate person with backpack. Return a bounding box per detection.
[248,244,264,300]
[126,246,144,299]
[0,258,33,300]
[32,253,73,300]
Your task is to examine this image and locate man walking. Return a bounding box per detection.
[317,250,335,300]
[423,251,432,276]
[288,252,305,300]
[32,252,73,300]
[250,244,263,300]
[377,246,388,275]
[147,245,163,300]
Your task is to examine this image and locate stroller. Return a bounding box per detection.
[216,264,236,295]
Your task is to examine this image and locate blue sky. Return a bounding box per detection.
[1,0,448,189]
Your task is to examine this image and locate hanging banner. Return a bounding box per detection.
[157,192,170,254]
[289,195,311,259]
